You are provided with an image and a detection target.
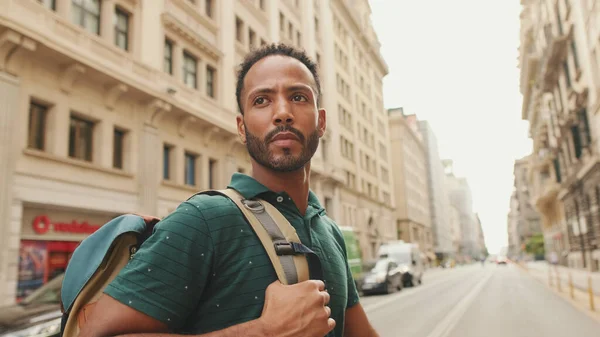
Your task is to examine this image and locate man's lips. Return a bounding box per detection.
[270,132,301,143]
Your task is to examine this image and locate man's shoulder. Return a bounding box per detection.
[184,192,243,220]
[317,213,345,242]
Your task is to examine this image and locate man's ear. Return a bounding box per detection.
[317,108,327,137]
[236,115,247,144]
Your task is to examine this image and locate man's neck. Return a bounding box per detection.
[251,163,311,215]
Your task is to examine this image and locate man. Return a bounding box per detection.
[79,44,378,337]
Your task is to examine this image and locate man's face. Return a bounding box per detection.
[237,55,326,172]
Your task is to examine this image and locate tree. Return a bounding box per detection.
[525,233,545,260]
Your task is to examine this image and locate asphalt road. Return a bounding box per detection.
[361,263,600,337]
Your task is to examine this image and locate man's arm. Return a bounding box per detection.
[79,294,268,337]
[80,280,335,337]
[343,303,379,337]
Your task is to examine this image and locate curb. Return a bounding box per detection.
[516,262,600,324]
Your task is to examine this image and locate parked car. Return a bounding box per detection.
[360,258,403,295]
[0,274,63,337]
[378,241,424,287]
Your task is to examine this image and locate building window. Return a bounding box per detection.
[324,197,333,215]
[69,114,94,162]
[163,144,172,180]
[114,7,130,51]
[28,102,48,151]
[578,108,591,148]
[183,52,197,89]
[553,158,562,183]
[571,40,580,71]
[236,17,243,42]
[238,167,246,174]
[206,66,216,98]
[563,61,572,88]
[279,12,285,32]
[249,28,256,50]
[296,31,302,47]
[209,158,217,189]
[259,0,265,10]
[72,0,101,35]
[38,0,56,10]
[260,39,267,46]
[113,128,126,169]
[321,139,327,161]
[205,0,213,18]
[185,152,197,186]
[288,23,293,40]
[571,125,582,159]
[164,40,173,75]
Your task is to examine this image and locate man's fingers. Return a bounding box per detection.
[321,290,331,306]
[327,318,336,330]
[312,280,325,291]
[324,306,331,317]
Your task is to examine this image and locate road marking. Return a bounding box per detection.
[424,270,493,337]
[363,267,477,313]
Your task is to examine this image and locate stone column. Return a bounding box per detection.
[268,0,281,42]
[0,72,20,305]
[301,0,315,55]
[200,155,209,190]
[100,0,116,43]
[218,0,236,112]
[173,42,183,85]
[139,99,170,215]
[333,184,341,223]
[138,123,160,215]
[98,120,114,168]
[174,145,185,185]
[56,0,72,20]
[223,155,238,188]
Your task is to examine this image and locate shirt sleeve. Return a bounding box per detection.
[104,201,214,329]
[345,254,361,308]
[329,224,361,308]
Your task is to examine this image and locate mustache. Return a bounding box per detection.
[265,125,305,143]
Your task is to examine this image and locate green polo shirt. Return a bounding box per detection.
[105,173,360,336]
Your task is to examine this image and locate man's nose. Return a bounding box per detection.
[273,97,294,125]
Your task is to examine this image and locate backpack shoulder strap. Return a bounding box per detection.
[194,189,309,285]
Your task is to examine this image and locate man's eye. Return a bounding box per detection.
[254,97,266,105]
[292,94,308,102]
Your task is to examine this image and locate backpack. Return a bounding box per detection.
[59,188,324,337]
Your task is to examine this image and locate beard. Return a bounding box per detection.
[244,123,320,172]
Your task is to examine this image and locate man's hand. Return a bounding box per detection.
[258,280,335,337]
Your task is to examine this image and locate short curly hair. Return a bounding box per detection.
[235,43,321,115]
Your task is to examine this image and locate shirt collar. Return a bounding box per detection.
[227,173,324,212]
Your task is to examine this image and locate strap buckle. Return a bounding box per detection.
[241,199,265,213]
[274,241,295,256]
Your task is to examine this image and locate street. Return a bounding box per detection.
[362,264,600,337]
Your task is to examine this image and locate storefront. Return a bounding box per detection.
[17,205,117,300]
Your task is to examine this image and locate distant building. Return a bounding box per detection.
[388,108,435,262]
[419,121,454,259]
[444,160,478,259]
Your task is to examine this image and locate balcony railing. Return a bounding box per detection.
[540,26,570,92]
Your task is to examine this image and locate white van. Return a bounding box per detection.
[377,241,424,287]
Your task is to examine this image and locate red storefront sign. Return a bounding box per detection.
[32,215,101,235]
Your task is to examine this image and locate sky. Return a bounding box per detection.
[369,0,532,254]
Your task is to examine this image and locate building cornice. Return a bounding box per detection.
[162,12,222,60]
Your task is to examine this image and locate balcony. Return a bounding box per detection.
[540,28,570,92]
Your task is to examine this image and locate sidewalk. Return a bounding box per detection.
[526,261,600,295]
[520,261,600,323]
